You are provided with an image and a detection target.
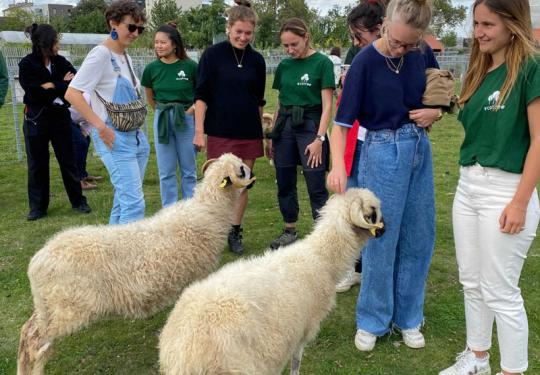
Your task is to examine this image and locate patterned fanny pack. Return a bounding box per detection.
[96,50,147,132]
[96,92,147,132]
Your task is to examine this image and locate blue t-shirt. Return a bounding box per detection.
[335,42,439,130]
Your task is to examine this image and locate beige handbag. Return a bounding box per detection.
[422,68,458,112]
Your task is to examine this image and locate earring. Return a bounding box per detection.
[111,28,118,41]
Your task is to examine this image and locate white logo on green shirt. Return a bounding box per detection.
[177,70,189,81]
[297,73,312,87]
[484,90,505,111]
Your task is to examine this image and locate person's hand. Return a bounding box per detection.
[304,140,323,168]
[63,72,75,81]
[327,166,347,194]
[193,132,206,151]
[41,82,55,89]
[265,139,274,160]
[97,126,115,150]
[409,108,441,128]
[499,202,527,234]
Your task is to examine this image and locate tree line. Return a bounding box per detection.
[0,0,466,49]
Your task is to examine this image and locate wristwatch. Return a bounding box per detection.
[315,134,326,142]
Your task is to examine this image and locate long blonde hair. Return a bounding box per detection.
[385,0,432,31]
[460,0,538,107]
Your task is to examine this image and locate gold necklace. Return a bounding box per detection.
[385,55,404,74]
[231,44,245,68]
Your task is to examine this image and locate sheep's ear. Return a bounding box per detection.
[201,159,217,175]
[349,198,384,236]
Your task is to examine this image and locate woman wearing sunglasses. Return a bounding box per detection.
[328,0,442,352]
[66,0,150,225]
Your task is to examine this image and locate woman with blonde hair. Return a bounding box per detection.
[440,1,540,374]
[194,0,266,255]
[328,0,441,351]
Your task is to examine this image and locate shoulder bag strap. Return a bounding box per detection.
[124,52,141,98]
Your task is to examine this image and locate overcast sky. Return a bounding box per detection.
[1,0,538,31]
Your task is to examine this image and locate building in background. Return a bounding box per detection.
[2,0,33,17]
[33,4,73,22]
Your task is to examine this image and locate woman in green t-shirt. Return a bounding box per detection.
[141,23,198,207]
[440,1,540,375]
[267,18,335,250]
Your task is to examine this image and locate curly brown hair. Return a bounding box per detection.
[105,0,146,31]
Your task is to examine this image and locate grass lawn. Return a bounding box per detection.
[1,77,539,374]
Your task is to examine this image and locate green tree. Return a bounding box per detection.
[0,9,38,31]
[178,0,227,49]
[148,0,181,31]
[310,5,351,49]
[68,0,108,33]
[431,0,466,38]
[440,30,457,48]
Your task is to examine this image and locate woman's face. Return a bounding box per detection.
[383,20,423,57]
[154,31,175,59]
[111,15,144,46]
[52,39,60,55]
[473,2,512,58]
[350,25,380,48]
[280,31,308,59]
[227,20,255,50]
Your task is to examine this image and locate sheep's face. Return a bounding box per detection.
[345,188,384,238]
[262,113,274,137]
[202,153,256,191]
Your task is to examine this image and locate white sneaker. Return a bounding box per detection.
[439,349,491,375]
[401,325,425,349]
[336,270,361,293]
[355,329,376,352]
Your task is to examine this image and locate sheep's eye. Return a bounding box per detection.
[239,166,246,178]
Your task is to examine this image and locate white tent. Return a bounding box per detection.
[0,31,108,45]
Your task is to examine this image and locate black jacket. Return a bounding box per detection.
[18,52,76,109]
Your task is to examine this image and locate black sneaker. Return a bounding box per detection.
[73,202,92,214]
[228,227,244,255]
[270,228,298,250]
[27,210,47,221]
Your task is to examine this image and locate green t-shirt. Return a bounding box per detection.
[272,51,335,106]
[458,56,540,173]
[141,58,197,106]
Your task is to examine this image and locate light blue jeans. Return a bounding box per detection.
[350,123,435,335]
[93,127,150,225]
[153,111,197,207]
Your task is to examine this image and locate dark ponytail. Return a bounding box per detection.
[24,23,58,59]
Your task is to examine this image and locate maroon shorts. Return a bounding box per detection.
[207,136,264,160]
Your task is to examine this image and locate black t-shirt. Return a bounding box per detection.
[194,41,266,139]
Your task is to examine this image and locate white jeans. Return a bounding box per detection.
[452,164,540,373]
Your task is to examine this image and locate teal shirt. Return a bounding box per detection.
[141,58,197,107]
[272,52,335,106]
[458,56,540,173]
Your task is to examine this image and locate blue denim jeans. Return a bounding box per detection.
[352,123,435,335]
[153,111,197,207]
[93,127,150,224]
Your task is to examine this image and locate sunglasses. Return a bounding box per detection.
[122,22,145,34]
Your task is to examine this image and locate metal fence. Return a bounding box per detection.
[0,46,469,164]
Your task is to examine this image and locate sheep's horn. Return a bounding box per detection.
[349,199,384,236]
[229,171,256,188]
[201,159,217,175]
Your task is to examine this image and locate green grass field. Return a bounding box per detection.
[1,78,539,374]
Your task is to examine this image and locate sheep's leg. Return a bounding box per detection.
[17,312,53,375]
[290,345,304,375]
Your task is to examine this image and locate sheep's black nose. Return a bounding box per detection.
[246,171,256,190]
[375,218,385,238]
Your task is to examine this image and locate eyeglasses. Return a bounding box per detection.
[386,28,422,51]
[122,22,145,34]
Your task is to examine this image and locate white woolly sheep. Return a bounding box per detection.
[17,153,256,375]
[159,188,384,375]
